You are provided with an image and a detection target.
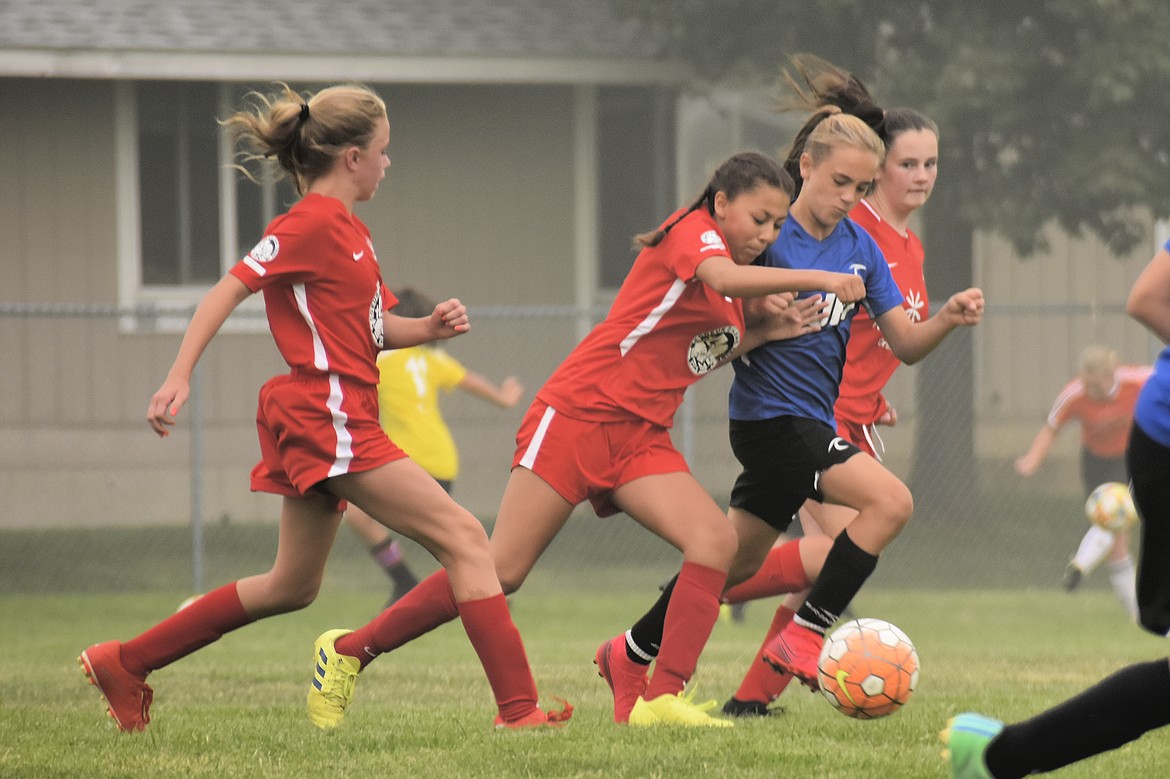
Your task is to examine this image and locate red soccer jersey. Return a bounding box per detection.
[833,199,928,425]
[1048,366,1153,458]
[229,194,396,386]
[537,207,743,429]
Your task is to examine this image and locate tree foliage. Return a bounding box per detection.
[620,0,1170,255]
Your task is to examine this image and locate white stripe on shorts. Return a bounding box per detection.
[518,405,557,470]
[326,373,354,478]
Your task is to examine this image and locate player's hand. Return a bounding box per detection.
[499,377,524,408]
[877,403,897,427]
[822,272,866,303]
[743,292,795,326]
[945,288,984,326]
[755,294,828,342]
[432,298,470,338]
[1014,454,1038,477]
[148,378,189,438]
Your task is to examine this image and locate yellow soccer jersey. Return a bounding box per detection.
[375,345,468,481]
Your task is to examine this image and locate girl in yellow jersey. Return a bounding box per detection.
[345,288,524,605]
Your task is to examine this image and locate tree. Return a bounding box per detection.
[618,0,1170,508]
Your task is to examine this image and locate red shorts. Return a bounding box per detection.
[251,373,408,509]
[836,416,883,460]
[512,399,689,517]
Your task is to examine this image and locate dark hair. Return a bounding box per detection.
[633,152,794,248]
[389,287,437,319]
[222,83,387,195]
[880,107,940,147]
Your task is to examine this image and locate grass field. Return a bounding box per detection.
[1,515,1168,777]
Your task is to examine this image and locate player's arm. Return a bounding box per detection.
[694,255,865,303]
[1127,245,1170,344]
[1015,424,1058,477]
[459,372,524,409]
[383,297,469,348]
[876,287,984,365]
[148,274,252,437]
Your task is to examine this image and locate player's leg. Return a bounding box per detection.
[344,505,419,605]
[612,472,737,727]
[764,453,912,687]
[323,460,565,728]
[80,492,339,732]
[943,658,1170,779]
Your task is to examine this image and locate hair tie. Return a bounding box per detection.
[298,103,310,123]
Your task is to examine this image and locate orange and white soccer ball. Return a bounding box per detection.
[1085,482,1137,532]
[817,618,919,719]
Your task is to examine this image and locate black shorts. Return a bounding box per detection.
[1126,422,1170,637]
[728,415,861,532]
[1081,449,1126,497]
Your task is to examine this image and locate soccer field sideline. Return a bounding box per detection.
[2,588,1166,778]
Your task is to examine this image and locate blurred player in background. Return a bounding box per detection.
[601,56,984,723]
[322,151,869,729]
[718,92,952,717]
[943,236,1170,779]
[78,83,566,733]
[344,287,524,607]
[1015,345,1149,617]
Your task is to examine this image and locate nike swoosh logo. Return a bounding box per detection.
[836,670,859,705]
[352,250,365,261]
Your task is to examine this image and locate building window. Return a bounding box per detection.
[137,81,222,286]
[117,81,296,329]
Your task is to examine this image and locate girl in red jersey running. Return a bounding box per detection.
[320,151,867,728]
[78,83,566,733]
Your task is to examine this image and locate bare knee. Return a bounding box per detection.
[685,519,738,572]
[495,568,525,596]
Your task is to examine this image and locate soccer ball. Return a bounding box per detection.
[817,618,919,719]
[1085,482,1137,532]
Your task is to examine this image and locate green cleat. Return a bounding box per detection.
[941,712,1004,779]
[308,629,361,730]
[628,687,733,728]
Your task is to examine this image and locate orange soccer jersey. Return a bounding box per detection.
[1048,366,1154,458]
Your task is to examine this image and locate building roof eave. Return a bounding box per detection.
[0,48,685,86]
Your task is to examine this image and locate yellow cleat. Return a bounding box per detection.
[308,629,361,730]
[628,687,733,728]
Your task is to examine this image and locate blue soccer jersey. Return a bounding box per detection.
[729,215,904,427]
[1134,238,1170,447]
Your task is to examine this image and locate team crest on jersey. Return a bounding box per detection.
[249,235,279,264]
[369,285,384,349]
[699,230,726,253]
[687,326,740,375]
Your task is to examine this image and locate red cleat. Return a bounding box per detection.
[494,697,573,729]
[594,634,650,723]
[79,641,153,732]
[762,623,823,691]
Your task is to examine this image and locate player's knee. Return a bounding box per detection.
[496,569,526,596]
[880,483,914,531]
[698,519,738,569]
